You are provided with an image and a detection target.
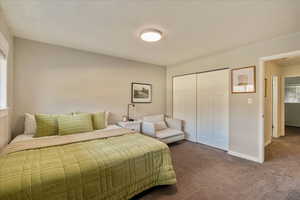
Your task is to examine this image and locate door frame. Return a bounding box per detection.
[259,50,300,163]
[272,76,279,138]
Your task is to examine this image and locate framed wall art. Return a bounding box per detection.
[131,82,152,103]
[231,66,256,94]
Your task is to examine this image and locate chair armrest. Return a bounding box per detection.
[142,121,156,137]
[165,118,182,130]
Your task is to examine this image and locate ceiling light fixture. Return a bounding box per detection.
[140,29,162,42]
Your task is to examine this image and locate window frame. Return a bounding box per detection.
[0,32,9,110]
[285,85,300,103]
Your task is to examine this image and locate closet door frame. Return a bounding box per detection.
[172,68,230,149]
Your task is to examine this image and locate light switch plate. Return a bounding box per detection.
[248,98,253,104]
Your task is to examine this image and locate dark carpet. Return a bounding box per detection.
[132,126,300,200]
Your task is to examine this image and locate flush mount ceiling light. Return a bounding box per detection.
[140,29,163,42]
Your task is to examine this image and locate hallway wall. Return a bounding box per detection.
[264,61,282,144]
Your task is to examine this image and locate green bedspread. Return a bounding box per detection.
[0,133,176,200]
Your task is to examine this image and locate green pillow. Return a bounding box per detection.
[73,112,106,130]
[91,112,106,130]
[35,114,59,137]
[58,114,93,135]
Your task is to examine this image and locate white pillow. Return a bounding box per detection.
[24,113,36,135]
[154,121,168,131]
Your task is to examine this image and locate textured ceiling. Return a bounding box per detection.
[1,0,300,66]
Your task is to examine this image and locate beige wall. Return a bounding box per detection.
[13,38,166,136]
[282,64,300,76]
[167,32,300,162]
[0,9,13,148]
[264,61,282,144]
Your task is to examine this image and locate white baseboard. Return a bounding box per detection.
[228,151,262,163]
[265,140,271,147]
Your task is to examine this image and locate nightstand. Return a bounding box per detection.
[117,120,142,132]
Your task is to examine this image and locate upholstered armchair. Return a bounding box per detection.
[142,114,185,144]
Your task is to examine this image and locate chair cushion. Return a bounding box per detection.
[154,121,168,131]
[156,128,184,139]
[143,114,164,123]
[160,134,185,144]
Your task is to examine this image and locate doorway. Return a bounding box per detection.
[262,53,300,161]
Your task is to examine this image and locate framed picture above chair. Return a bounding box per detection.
[131,82,152,103]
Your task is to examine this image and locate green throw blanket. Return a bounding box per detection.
[0,133,176,200]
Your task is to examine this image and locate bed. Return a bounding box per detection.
[0,126,176,200]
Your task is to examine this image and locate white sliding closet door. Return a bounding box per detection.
[197,70,229,150]
[173,74,197,142]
